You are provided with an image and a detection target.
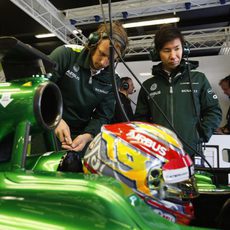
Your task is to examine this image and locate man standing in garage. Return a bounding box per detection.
[111,76,135,123]
[49,21,128,158]
[135,25,222,161]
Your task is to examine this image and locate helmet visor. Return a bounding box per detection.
[163,176,199,200]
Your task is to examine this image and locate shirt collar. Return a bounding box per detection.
[90,67,104,77]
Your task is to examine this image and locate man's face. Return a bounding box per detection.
[220,81,230,96]
[127,79,135,95]
[159,38,183,72]
[91,39,119,70]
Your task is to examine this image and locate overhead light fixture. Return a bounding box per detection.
[35,33,56,39]
[123,17,180,28]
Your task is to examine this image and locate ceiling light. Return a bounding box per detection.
[123,17,180,28]
[73,29,82,35]
[35,33,56,39]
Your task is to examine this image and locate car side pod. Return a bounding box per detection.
[0,78,62,170]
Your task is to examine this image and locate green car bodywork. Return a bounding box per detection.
[0,77,205,230]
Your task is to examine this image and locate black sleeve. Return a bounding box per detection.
[135,86,151,122]
[112,93,134,123]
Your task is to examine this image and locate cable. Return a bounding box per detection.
[98,0,129,122]
[130,98,137,106]
[186,57,206,158]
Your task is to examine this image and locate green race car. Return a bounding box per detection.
[0,36,228,230]
[0,36,205,230]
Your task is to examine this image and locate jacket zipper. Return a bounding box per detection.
[169,77,174,125]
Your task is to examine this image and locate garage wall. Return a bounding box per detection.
[116,55,230,126]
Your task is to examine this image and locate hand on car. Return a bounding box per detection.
[55,119,73,146]
[69,133,93,152]
[55,119,93,151]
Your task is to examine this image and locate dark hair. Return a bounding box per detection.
[154,25,185,52]
[219,75,230,87]
[120,77,131,83]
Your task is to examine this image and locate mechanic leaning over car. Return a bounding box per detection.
[49,21,128,158]
[135,25,222,162]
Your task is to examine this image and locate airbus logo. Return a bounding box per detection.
[126,130,167,156]
[66,70,80,80]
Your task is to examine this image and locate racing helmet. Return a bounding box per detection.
[83,122,198,225]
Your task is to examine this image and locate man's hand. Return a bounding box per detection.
[55,119,73,146]
[55,120,93,151]
[70,133,93,152]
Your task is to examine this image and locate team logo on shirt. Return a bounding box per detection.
[207,88,213,94]
[207,88,218,99]
[150,83,157,91]
[94,88,109,94]
[66,64,80,80]
[66,70,80,80]
[73,65,80,73]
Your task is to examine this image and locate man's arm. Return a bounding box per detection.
[48,45,73,82]
[83,90,116,136]
[69,93,115,152]
[199,75,222,141]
